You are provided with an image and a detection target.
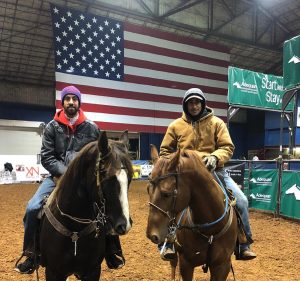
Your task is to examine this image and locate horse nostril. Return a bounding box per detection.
[116,224,126,235]
[150,235,159,244]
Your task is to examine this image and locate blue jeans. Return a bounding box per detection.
[22,177,56,254]
[216,168,252,251]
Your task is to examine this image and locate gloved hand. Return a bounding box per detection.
[203,155,218,172]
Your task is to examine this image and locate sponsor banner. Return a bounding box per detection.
[283,35,300,90]
[228,66,294,111]
[280,171,300,219]
[131,160,153,179]
[224,162,245,190]
[248,169,278,211]
[0,155,49,184]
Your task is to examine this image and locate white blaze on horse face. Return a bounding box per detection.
[117,168,131,233]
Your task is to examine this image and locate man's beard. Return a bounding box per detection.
[64,106,79,118]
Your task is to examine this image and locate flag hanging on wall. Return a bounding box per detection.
[50,4,229,133]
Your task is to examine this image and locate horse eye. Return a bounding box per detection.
[161,192,172,199]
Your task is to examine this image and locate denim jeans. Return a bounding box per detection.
[22,177,56,253]
[215,168,252,251]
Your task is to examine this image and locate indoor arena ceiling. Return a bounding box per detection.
[1,0,300,87]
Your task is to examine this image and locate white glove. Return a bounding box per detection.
[203,155,218,172]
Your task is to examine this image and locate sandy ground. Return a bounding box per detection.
[0,181,300,281]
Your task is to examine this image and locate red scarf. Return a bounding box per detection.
[54,109,87,133]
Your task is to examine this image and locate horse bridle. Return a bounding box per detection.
[148,170,232,240]
[148,172,179,235]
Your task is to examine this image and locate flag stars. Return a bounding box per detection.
[88,50,93,56]
[88,63,93,68]
[105,46,110,52]
[75,34,80,40]
[117,49,121,54]
[75,48,80,53]
[56,36,61,42]
[62,45,68,51]
[94,57,98,63]
[105,59,110,65]
[80,14,85,20]
[87,37,92,42]
[93,45,99,50]
[57,63,62,69]
[99,25,103,31]
[116,36,121,42]
[61,17,66,23]
[68,25,73,31]
[63,58,68,64]
[81,28,86,34]
[111,41,116,47]
[99,39,104,45]
[116,73,121,79]
[99,52,104,58]
[116,61,121,66]
[56,50,61,56]
[53,7,59,14]
[74,20,79,26]
[110,28,115,34]
[81,42,87,48]
[92,17,97,23]
[69,39,74,45]
[111,54,116,60]
[82,68,87,73]
[104,20,109,26]
[76,61,81,66]
[100,65,104,70]
[69,53,74,59]
[94,70,99,75]
[82,55,87,61]
[105,34,110,39]
[93,31,98,37]
[62,31,67,37]
[116,23,120,29]
[105,72,110,77]
[67,11,72,17]
[111,66,116,72]
[86,22,92,29]
[55,22,60,28]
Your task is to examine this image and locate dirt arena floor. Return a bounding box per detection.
[0,181,300,281]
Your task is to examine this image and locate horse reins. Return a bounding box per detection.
[148,169,235,276]
[44,150,112,257]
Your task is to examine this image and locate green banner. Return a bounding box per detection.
[228,66,294,111]
[283,35,300,90]
[248,169,278,211]
[280,171,300,219]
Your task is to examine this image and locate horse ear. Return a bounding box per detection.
[150,144,159,164]
[98,131,110,157]
[168,149,180,171]
[120,130,129,149]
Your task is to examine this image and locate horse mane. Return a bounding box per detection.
[49,141,99,203]
[49,138,133,205]
[156,150,215,183]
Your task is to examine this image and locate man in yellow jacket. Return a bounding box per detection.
[159,87,256,261]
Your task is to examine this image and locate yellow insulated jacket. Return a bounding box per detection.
[159,107,234,168]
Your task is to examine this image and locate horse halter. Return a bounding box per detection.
[148,172,179,222]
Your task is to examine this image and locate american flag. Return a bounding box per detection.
[51,4,229,133]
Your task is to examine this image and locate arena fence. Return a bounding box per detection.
[226,160,300,220]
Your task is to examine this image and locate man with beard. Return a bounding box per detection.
[15,85,125,274]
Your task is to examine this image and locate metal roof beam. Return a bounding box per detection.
[159,0,207,19]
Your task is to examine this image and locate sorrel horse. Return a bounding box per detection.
[39,131,133,281]
[146,145,238,281]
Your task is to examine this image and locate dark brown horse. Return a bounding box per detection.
[146,145,238,281]
[39,131,133,281]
